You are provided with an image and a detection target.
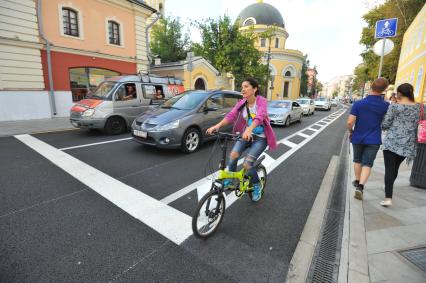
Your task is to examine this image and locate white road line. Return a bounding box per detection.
[15,134,192,245]
[308,128,319,132]
[162,109,347,206]
[281,140,298,148]
[297,133,310,139]
[59,137,133,151]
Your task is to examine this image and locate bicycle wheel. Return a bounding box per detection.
[248,165,267,201]
[192,189,226,239]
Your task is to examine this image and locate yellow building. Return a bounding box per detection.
[238,0,304,101]
[150,56,234,90]
[395,3,426,103]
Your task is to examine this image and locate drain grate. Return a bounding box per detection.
[400,247,426,273]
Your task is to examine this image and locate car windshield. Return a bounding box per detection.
[87,81,116,100]
[297,100,309,104]
[316,97,327,101]
[269,101,291,109]
[161,91,207,110]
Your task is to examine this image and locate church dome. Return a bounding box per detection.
[238,2,285,28]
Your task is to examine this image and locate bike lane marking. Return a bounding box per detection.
[59,137,133,151]
[162,108,347,206]
[14,134,192,245]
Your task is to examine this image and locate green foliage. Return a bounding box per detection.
[300,55,310,96]
[357,0,424,83]
[150,17,191,63]
[191,15,269,93]
[332,90,339,98]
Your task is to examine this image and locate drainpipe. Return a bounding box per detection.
[37,0,57,116]
[145,12,161,71]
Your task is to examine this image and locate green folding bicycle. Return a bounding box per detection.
[192,132,267,239]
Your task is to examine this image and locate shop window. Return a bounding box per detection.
[62,8,79,37]
[108,21,121,45]
[69,67,120,101]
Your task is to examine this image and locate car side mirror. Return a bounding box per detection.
[204,106,218,112]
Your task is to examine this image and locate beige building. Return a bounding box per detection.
[322,75,354,98]
[0,0,156,121]
[238,0,304,100]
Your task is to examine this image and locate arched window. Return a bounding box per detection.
[243,17,256,26]
[108,21,120,45]
[194,78,206,90]
[62,8,79,37]
[285,71,292,77]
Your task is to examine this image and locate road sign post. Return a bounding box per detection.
[374,18,398,78]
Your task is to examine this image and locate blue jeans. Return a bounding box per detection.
[227,136,267,183]
[352,144,380,167]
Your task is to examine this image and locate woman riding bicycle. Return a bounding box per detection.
[206,78,277,201]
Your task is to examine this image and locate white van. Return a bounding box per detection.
[70,74,185,134]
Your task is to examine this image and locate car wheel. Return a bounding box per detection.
[298,114,302,123]
[105,116,126,135]
[181,127,201,153]
[284,116,290,127]
[311,110,314,115]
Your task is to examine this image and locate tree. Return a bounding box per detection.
[192,15,269,93]
[316,81,323,93]
[300,55,310,97]
[358,0,424,83]
[150,17,191,63]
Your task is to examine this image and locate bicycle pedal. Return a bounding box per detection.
[235,190,244,198]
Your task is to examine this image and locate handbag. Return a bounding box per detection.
[418,104,426,143]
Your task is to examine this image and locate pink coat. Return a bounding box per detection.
[224,95,278,150]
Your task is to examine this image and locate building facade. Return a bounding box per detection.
[322,75,354,98]
[238,0,304,101]
[395,3,426,103]
[151,56,234,91]
[0,0,156,121]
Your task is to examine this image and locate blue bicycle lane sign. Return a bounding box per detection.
[375,18,398,38]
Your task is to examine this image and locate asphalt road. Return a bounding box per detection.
[0,106,349,282]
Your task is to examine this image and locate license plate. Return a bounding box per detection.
[133,130,147,138]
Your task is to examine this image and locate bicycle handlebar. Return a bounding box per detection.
[213,131,240,140]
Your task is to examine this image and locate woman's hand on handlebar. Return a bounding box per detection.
[206,125,220,135]
[242,128,253,141]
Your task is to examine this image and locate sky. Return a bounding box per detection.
[165,0,384,83]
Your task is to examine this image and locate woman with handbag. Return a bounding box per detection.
[380,83,423,207]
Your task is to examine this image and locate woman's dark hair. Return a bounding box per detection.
[243,77,260,96]
[397,83,415,102]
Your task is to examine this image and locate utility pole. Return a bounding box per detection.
[265,39,272,99]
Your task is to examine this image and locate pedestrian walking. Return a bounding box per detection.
[347,77,390,200]
[380,83,422,207]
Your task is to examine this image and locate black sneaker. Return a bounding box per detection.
[354,188,363,200]
[352,180,359,187]
[354,184,364,200]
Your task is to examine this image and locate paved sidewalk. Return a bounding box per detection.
[0,117,75,137]
[341,149,426,283]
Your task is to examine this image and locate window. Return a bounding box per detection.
[62,8,79,37]
[224,93,241,108]
[285,71,292,77]
[243,17,256,26]
[115,83,136,101]
[206,93,223,109]
[275,38,279,48]
[69,67,120,101]
[108,21,120,45]
[260,38,266,47]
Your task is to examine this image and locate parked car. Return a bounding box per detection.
[131,90,242,153]
[268,100,303,126]
[70,74,185,135]
[330,99,338,107]
[314,97,331,111]
[296,98,315,115]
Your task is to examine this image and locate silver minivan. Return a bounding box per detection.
[70,74,184,134]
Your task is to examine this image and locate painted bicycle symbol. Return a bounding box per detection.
[377,21,395,37]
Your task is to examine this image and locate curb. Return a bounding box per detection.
[338,142,370,283]
[286,155,339,283]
